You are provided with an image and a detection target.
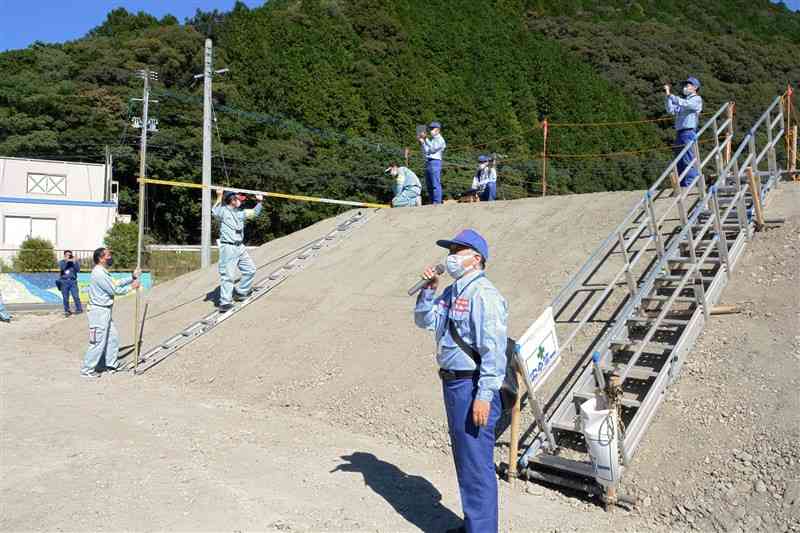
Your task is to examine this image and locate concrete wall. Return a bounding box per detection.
[0,272,152,305]
[0,157,119,263]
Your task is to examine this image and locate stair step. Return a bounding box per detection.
[602,366,661,380]
[642,295,697,303]
[669,257,722,265]
[551,420,580,432]
[627,316,691,326]
[655,274,716,284]
[573,391,642,409]
[610,339,676,351]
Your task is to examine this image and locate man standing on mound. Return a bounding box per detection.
[414,229,508,533]
[212,189,263,312]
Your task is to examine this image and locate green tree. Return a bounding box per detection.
[103,221,146,269]
[12,237,56,272]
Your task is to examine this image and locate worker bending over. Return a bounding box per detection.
[212,189,263,312]
[387,162,422,207]
[665,76,703,187]
[471,155,497,202]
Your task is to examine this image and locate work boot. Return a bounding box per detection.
[0,316,11,323]
[233,290,252,302]
[218,303,234,313]
[64,311,72,318]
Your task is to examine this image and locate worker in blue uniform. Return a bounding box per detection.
[212,189,263,312]
[387,162,422,207]
[665,76,704,187]
[471,155,497,202]
[58,250,83,317]
[419,121,446,204]
[80,247,140,377]
[0,289,11,323]
[414,228,508,533]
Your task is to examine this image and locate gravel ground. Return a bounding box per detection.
[1,183,797,531]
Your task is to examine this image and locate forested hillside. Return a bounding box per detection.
[1,0,797,244]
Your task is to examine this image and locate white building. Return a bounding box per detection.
[0,156,119,263]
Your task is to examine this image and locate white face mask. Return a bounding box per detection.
[683,86,694,96]
[479,163,488,169]
[445,253,475,279]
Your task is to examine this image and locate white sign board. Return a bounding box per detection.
[516,306,560,393]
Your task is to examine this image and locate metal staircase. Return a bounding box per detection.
[517,96,787,500]
[123,211,370,374]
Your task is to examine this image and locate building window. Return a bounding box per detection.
[27,173,66,196]
[3,216,57,247]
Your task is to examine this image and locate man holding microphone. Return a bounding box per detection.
[413,229,508,533]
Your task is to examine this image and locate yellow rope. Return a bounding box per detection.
[139,177,390,209]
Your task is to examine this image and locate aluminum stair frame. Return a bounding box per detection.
[517,96,786,495]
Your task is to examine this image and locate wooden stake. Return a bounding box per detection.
[710,304,741,316]
[725,103,735,167]
[508,370,523,485]
[670,167,679,192]
[747,168,765,231]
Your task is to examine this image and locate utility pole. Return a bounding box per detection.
[196,39,229,269]
[133,68,158,372]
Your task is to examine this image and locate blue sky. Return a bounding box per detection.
[0,0,264,52]
[1,0,798,52]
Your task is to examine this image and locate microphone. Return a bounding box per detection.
[407,264,445,296]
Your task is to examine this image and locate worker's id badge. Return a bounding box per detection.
[89,327,99,345]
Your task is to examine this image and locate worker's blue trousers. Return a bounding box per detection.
[479,182,497,202]
[442,377,502,533]
[81,306,119,373]
[0,292,10,321]
[60,279,83,313]
[675,129,700,187]
[425,159,443,204]
[218,243,256,305]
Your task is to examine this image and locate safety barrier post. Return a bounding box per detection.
[541,118,549,197]
[747,167,765,230]
[725,103,735,168]
[792,125,798,181]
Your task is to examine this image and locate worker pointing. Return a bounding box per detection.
[212,189,263,312]
[414,229,508,533]
[665,76,703,187]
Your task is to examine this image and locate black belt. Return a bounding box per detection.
[677,128,696,133]
[438,368,478,381]
[220,241,242,246]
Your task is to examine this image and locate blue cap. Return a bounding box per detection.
[436,229,489,262]
[685,76,701,89]
[429,121,442,129]
[478,155,489,163]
